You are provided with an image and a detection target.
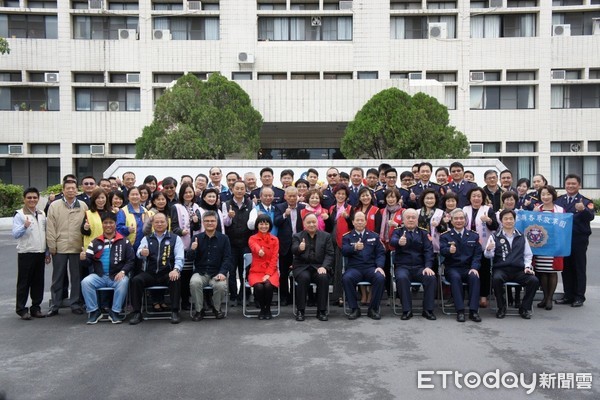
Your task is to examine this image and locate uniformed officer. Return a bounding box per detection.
[554,174,595,307]
[408,162,444,206]
[250,167,286,205]
[341,211,386,320]
[390,208,437,321]
[439,208,483,323]
[375,168,410,209]
[443,162,478,208]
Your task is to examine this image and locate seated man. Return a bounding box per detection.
[439,209,482,323]
[130,212,184,325]
[291,213,334,321]
[189,211,231,321]
[484,209,539,319]
[390,208,437,321]
[80,213,135,324]
[342,211,386,320]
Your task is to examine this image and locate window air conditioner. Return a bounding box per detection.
[551,70,566,80]
[569,143,581,153]
[428,22,447,39]
[88,0,103,10]
[311,17,322,26]
[339,1,352,10]
[44,72,59,83]
[553,24,570,37]
[470,143,484,153]
[592,18,600,35]
[118,29,138,40]
[237,52,255,64]
[8,144,24,155]
[153,29,172,40]
[90,145,105,155]
[126,73,140,83]
[470,71,484,82]
[489,0,504,8]
[408,72,423,80]
[187,1,202,10]
[108,101,120,111]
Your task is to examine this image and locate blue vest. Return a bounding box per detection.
[144,232,178,274]
[491,231,525,269]
[256,204,278,236]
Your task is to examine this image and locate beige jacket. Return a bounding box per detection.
[46,198,88,254]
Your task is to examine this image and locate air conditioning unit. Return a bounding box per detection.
[339,1,353,10]
[470,143,484,153]
[108,101,120,111]
[592,18,600,35]
[311,16,322,27]
[126,73,140,83]
[551,70,566,80]
[8,144,23,155]
[90,145,105,155]
[570,143,581,153]
[408,72,423,80]
[470,71,485,82]
[88,0,103,10]
[489,0,504,8]
[44,72,59,83]
[428,22,447,39]
[553,24,570,37]
[153,29,171,40]
[118,29,138,40]
[186,0,202,10]
[237,52,255,64]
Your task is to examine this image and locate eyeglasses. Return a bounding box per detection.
[83,182,95,186]
[327,174,338,178]
[211,172,221,176]
[25,196,38,200]
[163,186,175,190]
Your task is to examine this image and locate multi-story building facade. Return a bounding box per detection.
[1,0,599,194]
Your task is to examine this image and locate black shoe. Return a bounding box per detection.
[367,308,381,320]
[496,307,507,319]
[86,310,102,324]
[456,312,465,323]
[519,309,532,319]
[281,298,288,307]
[181,303,191,311]
[47,309,59,317]
[422,310,436,321]
[19,312,32,320]
[571,300,584,307]
[348,308,361,320]
[171,311,181,324]
[555,297,574,305]
[295,310,305,321]
[469,312,482,322]
[212,308,224,319]
[514,299,521,309]
[71,308,84,315]
[536,301,547,308]
[30,310,46,318]
[108,310,123,324]
[316,311,328,321]
[400,311,413,320]
[129,312,142,325]
[545,303,553,311]
[192,311,203,322]
[258,310,265,320]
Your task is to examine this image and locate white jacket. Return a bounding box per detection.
[12,209,47,253]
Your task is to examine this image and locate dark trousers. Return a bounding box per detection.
[131,271,181,312]
[492,267,539,311]
[279,250,293,302]
[294,268,329,312]
[229,245,249,300]
[394,266,437,312]
[563,236,589,302]
[180,261,194,308]
[446,267,480,312]
[50,253,81,311]
[480,257,491,297]
[342,268,385,310]
[16,253,46,315]
[253,281,274,310]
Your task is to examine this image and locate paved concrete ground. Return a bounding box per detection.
[1,229,599,400]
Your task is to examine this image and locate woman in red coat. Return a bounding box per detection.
[248,214,280,320]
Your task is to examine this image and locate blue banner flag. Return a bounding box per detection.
[515,211,573,257]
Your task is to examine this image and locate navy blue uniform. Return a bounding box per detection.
[443,180,478,208]
[250,186,286,205]
[341,230,386,311]
[439,229,482,312]
[348,184,367,207]
[375,186,411,209]
[522,190,541,211]
[555,193,595,303]
[390,227,437,313]
[409,181,445,204]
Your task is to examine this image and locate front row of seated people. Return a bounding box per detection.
[79,208,539,324]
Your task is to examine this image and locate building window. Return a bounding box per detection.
[552,12,600,36]
[108,2,139,10]
[470,85,535,109]
[257,3,287,10]
[0,14,58,39]
[551,156,583,188]
[426,1,457,9]
[589,69,600,79]
[153,17,219,40]
[192,72,209,80]
[551,141,583,152]
[471,14,536,38]
[0,87,59,111]
[472,142,501,153]
[390,1,421,10]
[74,88,141,111]
[589,141,600,152]
[27,1,58,8]
[232,72,252,80]
[257,17,352,41]
[1,0,21,6]
[110,144,136,154]
[506,70,536,80]
[323,72,352,80]
[0,71,21,82]
[507,0,537,6]
[552,1,583,6]
[506,142,536,152]
[426,72,457,82]
[30,143,60,154]
[258,73,287,80]
[501,156,536,181]
[291,73,319,80]
[357,71,378,79]
[153,73,184,83]
[551,84,600,108]
[73,72,104,83]
[73,16,138,40]
[153,2,184,10]
[391,16,457,39]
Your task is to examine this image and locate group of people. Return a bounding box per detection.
[12,162,595,324]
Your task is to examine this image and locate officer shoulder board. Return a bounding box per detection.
[440,230,453,236]
[342,231,351,236]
